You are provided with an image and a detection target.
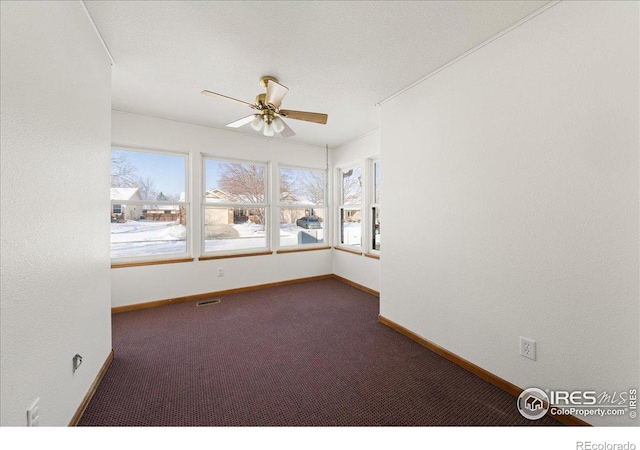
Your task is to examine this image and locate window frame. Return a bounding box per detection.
[110,146,191,266]
[336,164,363,251]
[368,157,380,256]
[200,155,271,257]
[277,164,328,251]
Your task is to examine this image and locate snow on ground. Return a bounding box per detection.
[111,221,186,258]
[341,222,361,246]
[111,220,326,258]
[111,221,186,242]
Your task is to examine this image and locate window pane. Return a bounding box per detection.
[205,160,265,204]
[279,168,324,206]
[204,207,267,252]
[279,207,325,247]
[342,167,362,205]
[374,161,381,204]
[340,208,361,247]
[110,205,187,258]
[111,149,186,202]
[372,207,380,251]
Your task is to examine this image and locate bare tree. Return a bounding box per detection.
[301,170,325,205]
[279,169,295,202]
[111,151,138,187]
[279,168,324,203]
[278,168,326,223]
[218,163,265,203]
[279,169,295,223]
[135,176,157,201]
[342,168,362,205]
[218,163,266,227]
[163,192,182,202]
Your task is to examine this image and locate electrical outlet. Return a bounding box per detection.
[27,398,40,427]
[520,336,536,361]
[218,267,224,277]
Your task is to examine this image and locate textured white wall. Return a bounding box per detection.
[380,1,638,426]
[110,112,332,307]
[1,2,112,426]
[332,131,381,293]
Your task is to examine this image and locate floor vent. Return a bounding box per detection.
[196,299,221,307]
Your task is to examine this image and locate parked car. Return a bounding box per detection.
[296,216,322,229]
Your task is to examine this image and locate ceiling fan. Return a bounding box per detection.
[201,76,328,138]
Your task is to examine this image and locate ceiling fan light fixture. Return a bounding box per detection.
[263,121,274,137]
[250,114,263,131]
[272,116,285,134]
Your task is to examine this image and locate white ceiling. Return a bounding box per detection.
[85,1,549,148]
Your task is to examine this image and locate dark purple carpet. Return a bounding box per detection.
[79,278,560,426]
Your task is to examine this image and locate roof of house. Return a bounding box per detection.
[205,189,233,203]
[110,187,141,201]
[205,189,317,206]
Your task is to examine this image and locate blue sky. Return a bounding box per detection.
[205,159,224,191]
[113,149,186,196]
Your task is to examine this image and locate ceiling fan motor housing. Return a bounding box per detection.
[255,93,266,108]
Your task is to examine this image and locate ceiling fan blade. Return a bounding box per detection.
[227,114,258,128]
[201,90,256,108]
[265,80,289,109]
[278,118,296,138]
[279,109,328,125]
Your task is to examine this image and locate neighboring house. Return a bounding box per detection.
[110,187,142,221]
[204,189,237,224]
[139,192,187,224]
[204,189,263,224]
[279,191,319,224]
[204,189,322,226]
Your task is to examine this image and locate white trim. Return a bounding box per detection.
[337,163,364,250]
[112,110,327,150]
[367,157,381,254]
[337,206,363,250]
[110,147,191,262]
[333,128,380,150]
[276,164,327,250]
[200,155,271,257]
[110,200,188,206]
[80,1,115,66]
[112,144,190,159]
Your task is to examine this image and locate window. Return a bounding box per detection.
[370,159,380,252]
[338,166,362,248]
[279,166,326,247]
[110,148,189,261]
[203,158,268,254]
